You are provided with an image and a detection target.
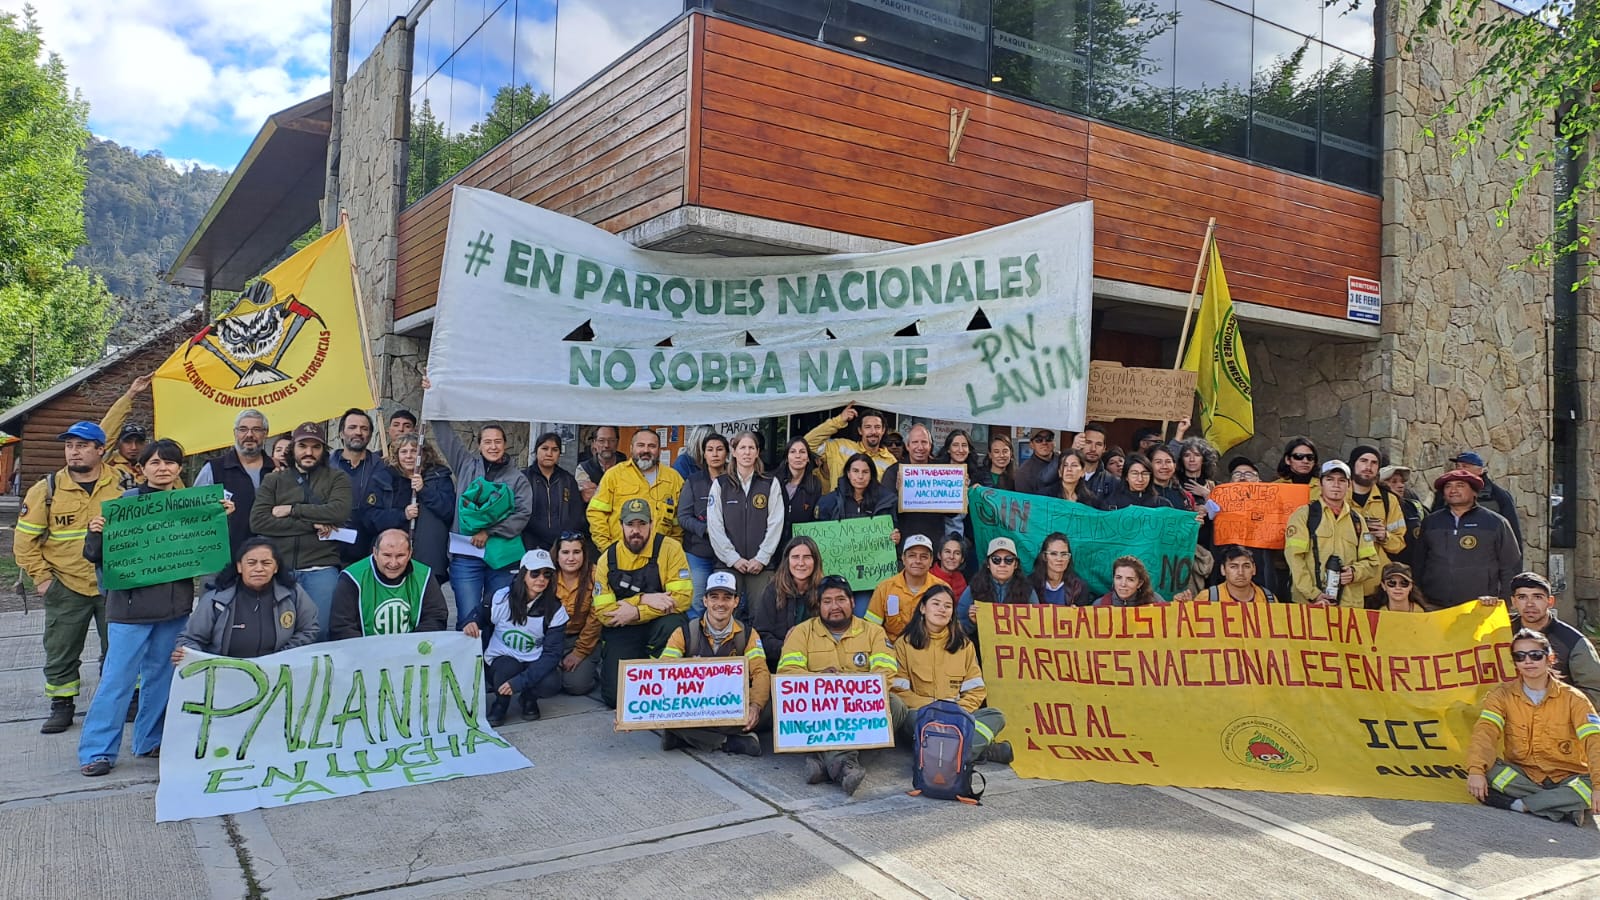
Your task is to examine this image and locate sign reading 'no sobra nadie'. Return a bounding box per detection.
[426,186,1094,429]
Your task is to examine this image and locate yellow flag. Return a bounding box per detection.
[1180,241,1253,454]
[153,227,375,454]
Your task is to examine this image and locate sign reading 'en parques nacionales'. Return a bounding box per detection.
[790,516,898,591]
[772,673,895,752]
[425,186,1093,429]
[101,485,231,591]
[615,658,748,731]
[156,633,531,822]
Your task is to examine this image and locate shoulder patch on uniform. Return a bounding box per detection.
[17,503,25,516]
[367,493,378,506]
[1284,524,1298,538]
[677,569,689,578]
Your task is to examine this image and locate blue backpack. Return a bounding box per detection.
[908,700,984,804]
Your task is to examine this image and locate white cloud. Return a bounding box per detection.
[162,157,230,174]
[0,0,331,150]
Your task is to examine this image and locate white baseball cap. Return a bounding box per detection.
[705,571,739,594]
[902,534,934,553]
[519,549,554,572]
[1319,460,1352,479]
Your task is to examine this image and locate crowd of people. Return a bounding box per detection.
[10,379,1597,819]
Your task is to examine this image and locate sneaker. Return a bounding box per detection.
[126,690,139,723]
[80,758,112,777]
[137,747,160,759]
[661,731,687,752]
[839,761,867,796]
[983,741,1014,765]
[722,733,762,757]
[805,756,829,784]
[520,697,541,721]
[1572,808,1591,828]
[40,699,74,735]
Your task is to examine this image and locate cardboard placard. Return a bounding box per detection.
[771,673,895,752]
[790,516,898,590]
[614,658,748,731]
[101,485,231,591]
[1210,482,1312,550]
[1085,361,1197,423]
[897,463,968,514]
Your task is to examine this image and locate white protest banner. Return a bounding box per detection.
[426,186,1093,429]
[156,633,530,822]
[898,464,968,514]
[615,658,748,731]
[772,673,895,752]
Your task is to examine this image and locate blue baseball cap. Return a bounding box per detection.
[1450,451,1486,467]
[56,422,106,444]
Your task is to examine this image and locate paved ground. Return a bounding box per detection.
[3,607,1598,900]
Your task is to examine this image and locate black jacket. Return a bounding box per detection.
[1431,476,1523,565]
[1414,504,1521,607]
[84,486,197,624]
[677,473,718,558]
[198,450,276,557]
[365,463,456,577]
[778,471,825,551]
[521,464,585,553]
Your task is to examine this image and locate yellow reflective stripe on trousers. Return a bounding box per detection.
[1479,709,1506,729]
[1491,766,1519,791]
[975,718,996,742]
[1569,777,1593,804]
[44,680,80,698]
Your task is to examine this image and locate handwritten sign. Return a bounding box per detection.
[1211,482,1312,549]
[898,464,968,514]
[156,633,530,822]
[101,485,231,591]
[791,515,898,590]
[615,658,748,731]
[772,673,895,752]
[1085,361,1197,422]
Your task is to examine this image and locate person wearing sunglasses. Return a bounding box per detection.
[1014,428,1059,496]
[1377,563,1427,613]
[957,538,1037,637]
[1509,572,1600,711]
[1466,628,1600,827]
[1274,437,1321,493]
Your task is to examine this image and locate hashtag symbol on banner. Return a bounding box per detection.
[463,231,495,276]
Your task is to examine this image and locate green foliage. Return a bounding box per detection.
[0,266,115,405]
[408,84,552,204]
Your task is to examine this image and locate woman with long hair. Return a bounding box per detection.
[932,534,969,600]
[1030,533,1091,606]
[817,452,895,519]
[1275,437,1320,485]
[674,424,715,480]
[175,537,319,660]
[957,537,1037,636]
[366,433,456,581]
[464,549,569,725]
[938,429,985,482]
[1177,437,1218,502]
[777,436,825,549]
[708,430,786,608]
[1149,445,1196,511]
[1378,562,1428,612]
[1094,556,1165,607]
[1057,449,1104,508]
[677,431,730,609]
[1105,454,1172,510]
[749,536,823,669]
[984,434,1016,491]
[550,533,600,695]
[519,431,585,556]
[891,585,1011,764]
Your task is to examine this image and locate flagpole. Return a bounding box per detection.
[339,209,387,457]
[1163,217,1217,439]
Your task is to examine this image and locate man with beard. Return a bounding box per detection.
[1015,428,1058,496]
[778,575,904,795]
[15,422,125,734]
[577,426,620,503]
[1078,423,1117,498]
[1508,572,1600,710]
[333,409,381,563]
[593,498,692,706]
[251,422,354,639]
[805,402,896,486]
[194,410,275,557]
[1346,445,1406,600]
[588,428,684,550]
[328,529,448,639]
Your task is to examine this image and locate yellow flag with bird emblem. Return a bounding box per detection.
[1181,241,1253,454]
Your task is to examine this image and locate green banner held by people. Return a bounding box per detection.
[970,487,1201,598]
[100,485,232,591]
[792,515,898,591]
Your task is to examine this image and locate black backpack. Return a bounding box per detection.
[908,700,984,804]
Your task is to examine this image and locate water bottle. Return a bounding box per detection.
[1324,554,1343,600]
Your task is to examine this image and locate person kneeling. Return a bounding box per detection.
[1466,628,1600,826]
[890,585,1010,765]
[465,550,569,726]
[659,571,769,756]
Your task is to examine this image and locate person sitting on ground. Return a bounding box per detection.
[592,498,693,707]
[1377,563,1427,612]
[328,529,449,639]
[777,575,903,795]
[1466,628,1600,826]
[174,537,320,663]
[550,532,601,697]
[1094,556,1168,607]
[464,549,568,725]
[1203,545,1279,602]
[958,537,1038,636]
[891,584,1011,765]
[931,535,969,602]
[866,534,949,642]
[1509,571,1600,710]
[749,536,822,671]
[660,571,770,757]
[1029,532,1091,606]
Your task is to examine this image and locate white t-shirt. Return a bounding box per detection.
[483,587,570,664]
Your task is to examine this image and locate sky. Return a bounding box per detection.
[3,0,332,172]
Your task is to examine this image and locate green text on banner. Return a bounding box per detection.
[101,485,232,591]
[792,516,898,591]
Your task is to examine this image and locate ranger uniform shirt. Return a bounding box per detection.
[777,616,897,675]
[14,466,122,597]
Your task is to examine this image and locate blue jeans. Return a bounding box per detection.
[448,554,514,630]
[78,617,187,766]
[295,567,341,641]
[686,553,716,619]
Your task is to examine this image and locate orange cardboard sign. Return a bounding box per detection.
[1211,482,1311,549]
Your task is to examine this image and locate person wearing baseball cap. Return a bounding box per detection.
[1431,450,1524,557]
[249,421,354,638]
[865,533,950,642]
[957,537,1039,637]
[659,569,770,757]
[1015,428,1059,496]
[95,372,155,490]
[1282,459,1380,605]
[14,418,125,734]
[1412,468,1521,608]
[462,548,566,725]
[328,528,448,642]
[1378,463,1428,568]
[592,497,693,707]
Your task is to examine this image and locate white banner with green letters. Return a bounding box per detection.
[425,186,1092,428]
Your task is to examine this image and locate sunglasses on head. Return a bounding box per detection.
[1289,453,1316,461]
[989,554,1018,565]
[1383,578,1411,588]
[820,575,851,591]
[1511,650,1548,662]
[559,531,584,541]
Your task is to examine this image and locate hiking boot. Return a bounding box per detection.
[137,747,161,759]
[805,756,829,784]
[520,697,541,721]
[839,761,867,796]
[126,690,139,723]
[983,741,1014,765]
[40,699,74,734]
[80,758,112,777]
[661,730,687,752]
[722,733,762,757]
[486,695,510,728]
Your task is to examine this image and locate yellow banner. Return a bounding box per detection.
[979,602,1513,802]
[153,227,374,454]
[1181,241,1253,454]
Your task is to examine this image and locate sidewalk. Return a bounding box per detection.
[2,608,1597,899]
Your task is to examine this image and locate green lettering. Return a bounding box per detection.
[573,259,603,299]
[179,657,269,760]
[203,764,256,794]
[332,670,376,747]
[503,240,531,287]
[602,268,633,307]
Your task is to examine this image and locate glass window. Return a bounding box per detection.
[455,0,489,55]
[416,0,455,80]
[515,0,558,104]
[1318,44,1376,191]
[475,2,520,147]
[713,0,828,39]
[448,36,486,164]
[553,0,683,98]
[819,0,992,87]
[1091,0,1177,137]
[1257,0,1319,38]
[1172,0,1250,156]
[990,0,1091,111]
[407,86,436,204]
[1249,19,1318,177]
[1323,2,1375,58]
